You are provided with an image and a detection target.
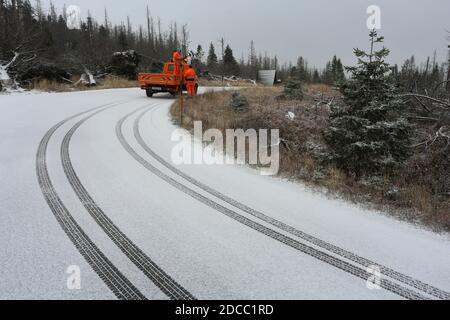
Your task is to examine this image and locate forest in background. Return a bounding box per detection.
[1,0,449,91]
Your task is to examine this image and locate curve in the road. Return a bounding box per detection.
[116,105,429,300]
[36,100,146,300]
[135,104,450,301]
[61,101,196,300]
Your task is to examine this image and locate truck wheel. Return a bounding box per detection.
[146,89,153,97]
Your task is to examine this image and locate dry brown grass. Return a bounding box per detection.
[100,75,138,88]
[170,84,450,232]
[31,75,137,92]
[305,83,341,97]
[325,165,348,192]
[400,185,433,213]
[31,79,69,92]
[198,78,261,88]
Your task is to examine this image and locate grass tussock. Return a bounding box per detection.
[170,84,450,232]
[305,83,341,97]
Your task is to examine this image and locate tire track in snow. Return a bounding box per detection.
[116,105,428,300]
[36,100,146,300]
[135,104,450,301]
[61,102,195,300]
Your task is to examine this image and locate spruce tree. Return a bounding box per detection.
[296,56,310,82]
[223,45,239,75]
[324,55,345,85]
[335,57,345,83]
[312,69,321,83]
[283,76,303,100]
[192,44,204,69]
[323,30,411,178]
[331,55,339,81]
[195,45,204,62]
[207,42,218,71]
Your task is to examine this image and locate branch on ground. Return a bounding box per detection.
[399,93,450,109]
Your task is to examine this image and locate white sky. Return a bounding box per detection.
[43,0,450,69]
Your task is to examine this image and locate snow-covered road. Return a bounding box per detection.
[1,88,449,300]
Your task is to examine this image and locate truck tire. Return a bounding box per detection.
[146,89,153,97]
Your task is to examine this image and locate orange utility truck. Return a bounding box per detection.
[138,61,198,98]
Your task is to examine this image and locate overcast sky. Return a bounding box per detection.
[42,0,450,69]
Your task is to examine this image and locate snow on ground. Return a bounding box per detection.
[0,88,449,299]
[0,89,135,299]
[0,67,10,81]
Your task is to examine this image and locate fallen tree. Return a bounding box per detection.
[398,80,450,152]
[0,52,21,91]
[110,50,140,80]
[73,68,97,87]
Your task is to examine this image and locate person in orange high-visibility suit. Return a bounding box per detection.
[172,50,183,77]
[184,65,197,97]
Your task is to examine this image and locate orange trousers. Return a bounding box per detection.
[174,64,181,78]
[186,81,196,97]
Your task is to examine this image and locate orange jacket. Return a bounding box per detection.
[172,51,183,63]
[184,68,197,82]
